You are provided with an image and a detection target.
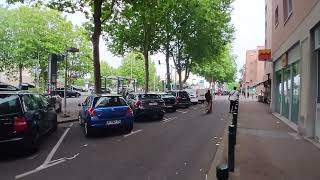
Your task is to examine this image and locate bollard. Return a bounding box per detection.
[216,164,229,180]
[232,113,238,144]
[228,125,235,172]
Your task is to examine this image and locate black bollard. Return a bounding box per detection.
[216,164,229,180]
[232,113,238,144]
[228,125,235,172]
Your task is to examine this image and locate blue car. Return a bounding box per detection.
[78,94,134,137]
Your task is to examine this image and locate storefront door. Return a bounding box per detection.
[316,50,320,141]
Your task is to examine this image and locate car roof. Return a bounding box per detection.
[90,93,122,97]
[0,91,38,95]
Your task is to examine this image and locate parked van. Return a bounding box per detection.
[196,88,208,103]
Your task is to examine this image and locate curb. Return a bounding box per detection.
[207,118,230,180]
[57,118,78,124]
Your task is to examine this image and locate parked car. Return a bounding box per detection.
[0,82,20,91]
[196,89,208,103]
[127,93,165,120]
[78,94,134,137]
[168,90,191,108]
[51,89,81,98]
[185,89,198,105]
[158,93,177,112]
[0,91,58,152]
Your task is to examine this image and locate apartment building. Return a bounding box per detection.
[243,46,265,96]
[267,0,320,141]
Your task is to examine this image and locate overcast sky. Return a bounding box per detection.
[231,0,265,76]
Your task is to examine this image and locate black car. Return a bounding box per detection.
[168,90,191,108]
[127,93,165,120]
[0,91,57,152]
[51,89,81,98]
[158,93,177,112]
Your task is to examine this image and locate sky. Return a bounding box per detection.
[231,0,265,77]
[1,0,266,82]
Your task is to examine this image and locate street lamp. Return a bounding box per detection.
[63,47,79,117]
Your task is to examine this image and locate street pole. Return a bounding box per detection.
[131,56,133,79]
[63,52,68,117]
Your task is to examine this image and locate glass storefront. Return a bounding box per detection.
[291,62,300,124]
[274,61,300,124]
[275,71,282,114]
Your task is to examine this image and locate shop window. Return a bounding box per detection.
[283,0,293,23]
[291,62,300,124]
[275,6,279,27]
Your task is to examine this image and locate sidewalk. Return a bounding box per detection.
[231,101,320,180]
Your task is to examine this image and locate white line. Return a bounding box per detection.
[205,173,208,180]
[123,129,142,138]
[177,110,188,114]
[42,123,73,166]
[162,117,177,123]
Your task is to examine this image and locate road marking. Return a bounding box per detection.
[205,173,208,180]
[123,129,142,138]
[177,110,188,114]
[15,123,74,179]
[43,123,73,166]
[162,117,177,123]
[192,107,198,110]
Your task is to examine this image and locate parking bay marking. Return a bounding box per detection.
[176,110,188,114]
[162,117,177,123]
[123,129,143,138]
[15,123,75,179]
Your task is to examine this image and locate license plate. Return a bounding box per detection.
[106,120,121,125]
[149,102,158,106]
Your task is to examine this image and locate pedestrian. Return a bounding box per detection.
[228,87,240,113]
[204,90,212,113]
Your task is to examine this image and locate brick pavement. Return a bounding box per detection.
[231,101,320,180]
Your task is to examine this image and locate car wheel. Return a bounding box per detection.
[24,130,40,153]
[51,115,58,132]
[172,108,177,112]
[84,122,94,137]
[123,123,133,134]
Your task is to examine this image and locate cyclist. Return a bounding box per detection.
[204,90,212,113]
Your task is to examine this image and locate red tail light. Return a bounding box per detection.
[88,108,97,117]
[126,106,133,116]
[135,100,142,107]
[14,117,27,132]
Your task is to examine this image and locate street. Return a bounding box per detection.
[0,97,230,180]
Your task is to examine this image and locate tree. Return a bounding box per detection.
[107,0,167,93]
[116,52,159,90]
[7,0,119,94]
[0,7,92,89]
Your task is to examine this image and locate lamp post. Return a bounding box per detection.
[63,47,79,117]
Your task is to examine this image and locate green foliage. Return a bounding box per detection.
[227,82,240,90]
[0,6,92,87]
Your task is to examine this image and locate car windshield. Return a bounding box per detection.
[0,94,22,116]
[179,91,189,98]
[138,94,160,99]
[161,94,174,98]
[93,96,127,107]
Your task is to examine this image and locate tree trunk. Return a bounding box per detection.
[18,63,22,88]
[178,69,182,90]
[92,0,103,94]
[143,51,149,93]
[165,44,171,90]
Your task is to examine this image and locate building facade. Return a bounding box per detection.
[268,0,320,141]
[244,46,265,96]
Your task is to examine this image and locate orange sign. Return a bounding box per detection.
[258,49,272,61]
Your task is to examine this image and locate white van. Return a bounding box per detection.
[196,88,208,103]
[185,89,198,105]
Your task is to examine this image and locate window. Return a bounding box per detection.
[275,6,279,27]
[23,94,40,111]
[0,94,22,115]
[93,96,127,107]
[283,0,293,23]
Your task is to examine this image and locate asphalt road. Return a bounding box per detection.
[0,97,230,180]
